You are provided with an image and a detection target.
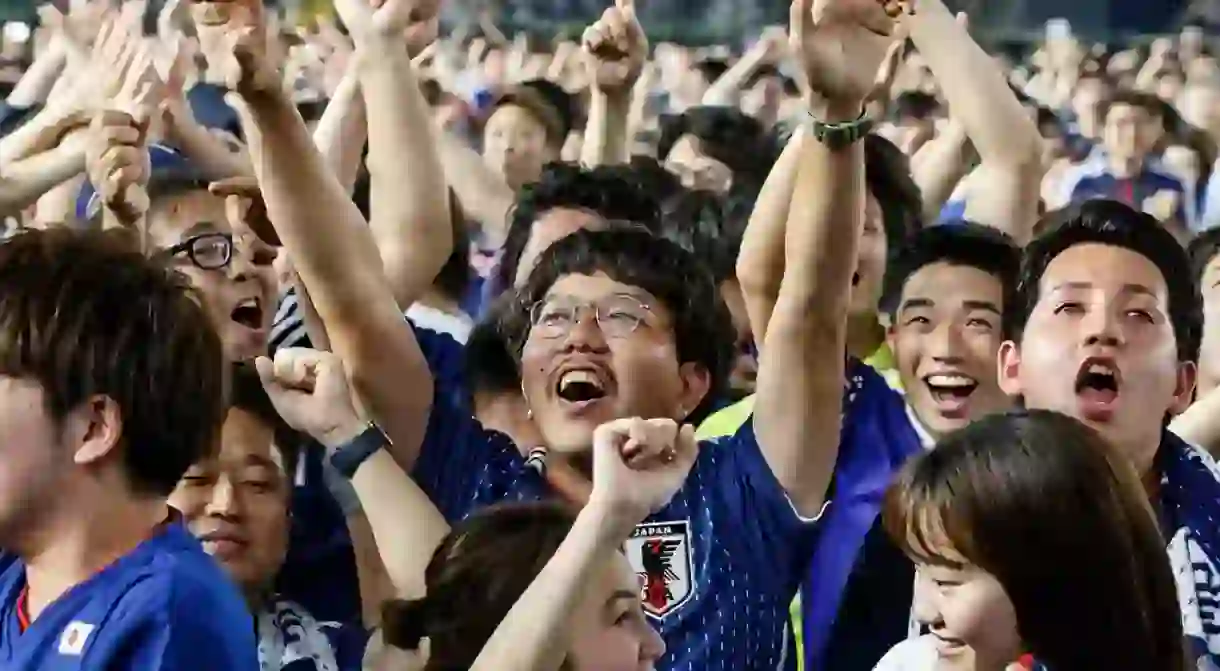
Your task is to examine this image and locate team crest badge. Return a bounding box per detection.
[625,521,694,618]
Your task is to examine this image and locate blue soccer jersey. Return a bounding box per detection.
[411,329,822,671]
[0,521,257,670]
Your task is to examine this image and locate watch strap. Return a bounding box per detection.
[328,423,389,479]
[809,112,874,150]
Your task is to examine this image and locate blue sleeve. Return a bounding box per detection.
[702,420,823,591]
[95,579,258,670]
[408,322,526,522]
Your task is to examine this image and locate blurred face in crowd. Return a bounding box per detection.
[909,546,1020,671]
[514,208,606,287]
[520,273,708,455]
[998,244,1194,471]
[145,190,277,362]
[1198,253,1220,396]
[170,407,291,596]
[1102,103,1156,165]
[664,135,733,194]
[0,377,68,550]
[565,552,667,671]
[484,104,553,190]
[741,75,784,127]
[1155,72,1185,105]
[1070,78,1108,137]
[889,263,1010,439]
[851,194,889,319]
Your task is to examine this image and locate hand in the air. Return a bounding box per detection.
[256,348,368,450]
[789,0,900,109]
[84,110,150,226]
[335,0,440,56]
[581,0,648,95]
[188,0,279,94]
[590,418,697,524]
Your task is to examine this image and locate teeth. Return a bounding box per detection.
[926,374,975,388]
[559,370,602,392]
[1087,363,1113,376]
[237,298,258,310]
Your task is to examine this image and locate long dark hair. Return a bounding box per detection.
[883,409,1184,670]
[381,502,580,671]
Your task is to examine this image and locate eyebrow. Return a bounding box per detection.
[243,454,283,472]
[608,590,640,605]
[899,298,1001,314]
[1050,281,1156,297]
[181,222,221,238]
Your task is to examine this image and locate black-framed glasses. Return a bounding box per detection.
[529,294,655,340]
[164,233,234,271]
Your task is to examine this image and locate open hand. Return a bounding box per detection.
[189,0,279,94]
[581,0,648,95]
[589,418,697,523]
[789,0,898,110]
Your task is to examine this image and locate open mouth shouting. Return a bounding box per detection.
[230,296,265,333]
[923,372,978,419]
[1074,356,1121,422]
[553,365,612,416]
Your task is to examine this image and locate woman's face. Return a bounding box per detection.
[567,554,666,671]
[911,550,1021,671]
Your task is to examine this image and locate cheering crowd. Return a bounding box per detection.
[0,0,1218,668]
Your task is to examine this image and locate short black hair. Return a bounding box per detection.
[657,106,776,186]
[693,58,729,84]
[628,155,685,202]
[658,185,753,284]
[465,295,524,403]
[0,228,225,496]
[1188,226,1220,288]
[1098,89,1163,125]
[496,163,662,292]
[879,222,1020,317]
[228,362,304,479]
[894,91,941,122]
[866,133,924,261]
[1006,200,1201,363]
[509,227,735,418]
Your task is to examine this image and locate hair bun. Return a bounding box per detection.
[381,598,430,651]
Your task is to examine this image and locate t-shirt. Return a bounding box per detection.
[411,330,823,670]
[0,522,258,670]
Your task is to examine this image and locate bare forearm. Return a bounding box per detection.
[0,143,86,216]
[737,126,805,342]
[7,47,66,108]
[313,63,367,193]
[358,37,452,308]
[581,92,631,167]
[437,131,514,246]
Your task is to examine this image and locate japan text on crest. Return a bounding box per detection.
[626,521,694,618]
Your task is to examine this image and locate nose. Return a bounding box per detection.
[926,321,964,363]
[228,242,255,283]
[641,622,666,661]
[1081,305,1122,349]
[560,307,610,353]
[204,476,242,518]
[911,570,940,629]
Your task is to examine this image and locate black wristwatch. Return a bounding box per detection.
[329,423,390,478]
[809,112,874,150]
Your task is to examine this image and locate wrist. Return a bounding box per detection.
[318,419,372,452]
[584,494,646,540]
[806,96,866,123]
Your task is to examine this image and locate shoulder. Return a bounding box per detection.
[695,395,756,440]
[873,635,938,671]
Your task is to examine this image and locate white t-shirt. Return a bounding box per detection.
[873,635,938,671]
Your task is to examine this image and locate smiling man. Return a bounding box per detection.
[997,198,1220,666]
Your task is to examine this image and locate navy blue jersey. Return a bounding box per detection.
[1069,170,1187,223]
[410,338,821,671]
[0,523,257,670]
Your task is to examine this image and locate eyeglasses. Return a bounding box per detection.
[164,232,234,271]
[529,294,655,340]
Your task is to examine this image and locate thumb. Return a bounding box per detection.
[615,0,635,17]
[955,11,968,28]
[254,355,276,384]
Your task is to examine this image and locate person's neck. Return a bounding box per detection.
[1106,154,1144,179]
[20,492,167,621]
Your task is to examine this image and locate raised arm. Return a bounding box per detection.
[192,0,432,470]
[905,5,1041,242]
[579,0,646,168]
[753,0,892,517]
[337,2,453,309]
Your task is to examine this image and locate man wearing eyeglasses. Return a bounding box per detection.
[78,140,278,364]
